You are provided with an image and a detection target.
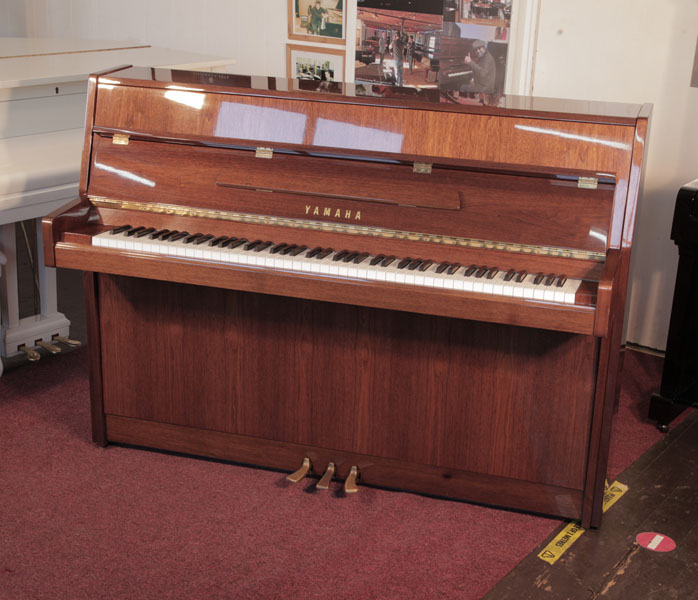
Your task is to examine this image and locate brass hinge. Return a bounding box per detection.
[112,133,130,145]
[578,176,598,189]
[413,162,432,174]
[255,147,274,159]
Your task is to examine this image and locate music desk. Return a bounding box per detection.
[0,38,235,371]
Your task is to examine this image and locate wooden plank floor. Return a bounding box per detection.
[484,409,698,599]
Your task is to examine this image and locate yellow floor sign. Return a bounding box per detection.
[538,480,629,565]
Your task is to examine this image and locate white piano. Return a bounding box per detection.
[0,38,235,371]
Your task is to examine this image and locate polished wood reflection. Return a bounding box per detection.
[43,66,651,528]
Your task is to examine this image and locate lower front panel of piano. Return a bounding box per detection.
[95,273,600,520]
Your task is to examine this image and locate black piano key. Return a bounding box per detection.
[160,230,180,241]
[515,271,527,283]
[397,257,413,269]
[381,256,396,267]
[342,252,359,263]
[109,224,132,235]
[184,233,204,244]
[254,241,273,252]
[169,231,189,242]
[556,275,567,287]
[228,238,248,250]
[244,240,263,251]
[544,274,556,286]
[486,268,499,280]
[504,269,516,282]
[209,236,229,247]
[289,245,308,256]
[271,243,290,254]
[533,272,545,285]
[334,250,350,262]
[370,254,386,266]
[354,253,369,264]
[125,226,146,237]
[149,229,170,239]
[418,260,434,272]
[463,265,477,277]
[220,237,239,248]
[317,248,334,259]
[447,263,461,275]
[195,234,214,245]
[280,244,298,255]
[135,227,156,238]
[407,259,423,271]
[436,262,450,274]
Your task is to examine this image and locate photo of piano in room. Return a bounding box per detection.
[438,20,508,102]
[460,0,512,25]
[355,0,443,88]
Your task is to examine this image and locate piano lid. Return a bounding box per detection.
[100,66,645,125]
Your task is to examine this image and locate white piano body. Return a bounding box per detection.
[0,38,235,370]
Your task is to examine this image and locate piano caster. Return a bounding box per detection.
[344,465,360,494]
[18,345,41,362]
[37,340,62,354]
[53,335,82,348]
[286,457,312,483]
[316,462,336,490]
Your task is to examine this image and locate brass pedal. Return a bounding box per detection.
[316,462,336,490]
[344,466,360,494]
[286,457,311,483]
[37,341,62,354]
[53,335,82,348]
[19,345,40,362]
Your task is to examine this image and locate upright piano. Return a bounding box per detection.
[43,67,650,528]
[0,39,235,368]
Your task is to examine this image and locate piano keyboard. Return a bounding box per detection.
[93,226,583,304]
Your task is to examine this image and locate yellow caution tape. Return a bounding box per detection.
[537,521,586,565]
[537,480,628,565]
[602,480,628,513]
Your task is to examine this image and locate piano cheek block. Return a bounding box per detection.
[46,65,650,528]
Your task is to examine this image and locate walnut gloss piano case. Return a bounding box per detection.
[43,67,651,528]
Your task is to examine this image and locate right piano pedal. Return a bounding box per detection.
[344,465,360,494]
[53,335,82,348]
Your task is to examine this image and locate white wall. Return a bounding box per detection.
[533,0,698,349]
[3,0,290,76]
[4,0,695,350]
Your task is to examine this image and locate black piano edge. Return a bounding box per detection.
[649,389,698,432]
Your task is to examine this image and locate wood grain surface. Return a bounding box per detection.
[42,66,652,527]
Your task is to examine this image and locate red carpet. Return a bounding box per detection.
[0,349,672,599]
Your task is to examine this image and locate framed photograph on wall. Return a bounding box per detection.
[286,44,345,82]
[288,0,346,45]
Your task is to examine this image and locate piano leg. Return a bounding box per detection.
[0,220,71,359]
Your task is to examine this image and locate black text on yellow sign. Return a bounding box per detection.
[537,480,628,565]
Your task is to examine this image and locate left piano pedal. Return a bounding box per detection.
[286,457,311,483]
[18,345,41,362]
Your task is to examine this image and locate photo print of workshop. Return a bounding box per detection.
[355,0,444,88]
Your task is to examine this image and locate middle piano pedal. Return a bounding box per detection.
[316,462,336,490]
